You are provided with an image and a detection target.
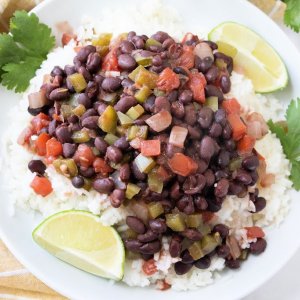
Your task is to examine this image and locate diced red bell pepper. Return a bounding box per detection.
[30,176,53,197]
[222,98,241,114]
[140,140,161,156]
[62,33,77,46]
[73,144,96,168]
[237,134,256,155]
[227,113,247,141]
[174,45,195,70]
[168,153,198,176]
[46,138,63,157]
[93,157,113,174]
[102,48,119,71]
[188,72,207,103]
[35,133,51,156]
[245,226,265,239]
[157,67,180,92]
[31,113,50,134]
[142,259,157,275]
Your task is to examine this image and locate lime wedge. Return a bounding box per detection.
[33,210,125,280]
[208,22,288,93]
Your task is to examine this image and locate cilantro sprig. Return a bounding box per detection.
[268,98,300,190]
[0,11,55,92]
[283,0,300,33]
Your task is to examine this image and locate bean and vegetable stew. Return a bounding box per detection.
[22,31,270,275]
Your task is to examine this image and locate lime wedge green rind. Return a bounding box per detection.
[208,22,288,93]
[32,210,125,281]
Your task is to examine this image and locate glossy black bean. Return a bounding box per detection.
[214,109,226,126]
[137,230,159,243]
[218,150,230,168]
[225,259,241,269]
[114,96,137,112]
[28,160,46,175]
[181,228,202,241]
[217,244,230,258]
[204,40,218,50]
[204,169,215,187]
[198,107,214,129]
[101,77,122,92]
[213,224,229,239]
[85,81,99,99]
[250,238,267,255]
[199,136,215,161]
[71,175,85,189]
[194,196,208,210]
[67,115,79,124]
[94,137,108,155]
[81,116,99,129]
[64,65,76,76]
[228,181,245,196]
[131,161,146,181]
[162,37,175,49]
[198,57,213,73]
[205,85,224,103]
[132,36,145,49]
[126,216,146,234]
[215,170,229,181]
[149,219,167,233]
[77,93,92,108]
[127,31,136,42]
[151,55,162,66]
[214,178,229,198]
[124,239,143,252]
[194,256,211,269]
[63,143,77,158]
[120,40,135,54]
[207,198,222,212]
[79,166,95,178]
[181,250,194,264]
[76,45,96,63]
[235,169,252,185]
[118,54,137,71]
[166,91,178,104]
[121,78,134,89]
[170,181,182,200]
[254,197,266,212]
[222,122,233,139]
[49,88,70,101]
[183,174,206,195]
[110,189,125,208]
[151,31,169,43]
[51,66,64,77]
[169,235,182,258]
[27,106,49,116]
[179,90,193,104]
[214,52,233,74]
[139,240,161,254]
[134,114,150,126]
[177,195,195,215]
[93,178,114,194]
[242,155,259,171]
[165,143,183,158]
[119,163,131,182]
[96,102,107,115]
[106,146,123,163]
[55,126,72,143]
[154,96,170,113]
[174,262,193,275]
[224,139,236,151]
[184,104,197,126]
[205,65,219,83]
[220,75,231,93]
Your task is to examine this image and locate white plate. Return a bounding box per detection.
[0,0,300,299]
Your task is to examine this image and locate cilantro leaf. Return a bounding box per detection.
[268,98,300,191]
[1,57,42,93]
[284,0,300,33]
[0,11,55,93]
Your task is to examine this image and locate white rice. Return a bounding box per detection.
[0,0,292,291]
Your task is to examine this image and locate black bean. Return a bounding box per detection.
[101,77,122,92]
[183,174,206,195]
[198,57,213,73]
[67,115,79,124]
[220,75,231,93]
[51,66,64,77]
[49,88,70,101]
[169,235,182,258]
[162,37,175,49]
[187,125,202,140]
[177,195,195,215]
[205,85,224,103]
[85,81,99,99]
[204,169,215,187]
[228,181,246,196]
[194,196,208,210]
[79,166,95,178]
[118,54,137,71]
[214,52,233,74]
[173,66,188,76]
[198,107,214,129]
[181,249,194,264]
[114,96,137,112]
[225,259,241,269]
[207,198,222,212]
[242,155,259,171]
[250,170,259,185]
[170,181,182,200]
[154,96,170,113]
[174,262,193,275]
[63,143,77,158]
[64,65,76,76]
[213,224,229,239]
[127,31,136,42]
[250,238,267,255]
[218,150,230,168]
[214,108,226,126]
[137,230,159,243]
[167,90,178,103]
[134,114,150,126]
[215,170,229,181]
[119,163,131,182]
[151,31,169,43]
[120,40,135,54]
[217,244,230,258]
[132,36,145,49]
[93,178,114,194]
[124,239,143,252]
[76,45,96,63]
[254,197,266,212]
[114,136,130,151]
[71,175,85,188]
[131,161,146,181]
[47,119,57,136]
[81,116,99,129]
[28,160,46,175]
[77,93,92,108]
[126,216,146,234]
[139,240,161,254]
[165,143,183,158]
[73,56,82,70]
[55,126,72,143]
[235,169,252,185]
[78,66,92,82]
[96,102,108,115]
[94,137,108,155]
[106,146,123,163]
[214,178,229,198]
[27,106,49,116]
[110,189,125,208]
[181,228,202,241]
[222,122,232,139]
[184,104,197,126]
[205,65,219,83]
[225,139,236,151]
[209,122,222,138]
[179,90,193,104]
[194,256,211,269]
[204,40,218,50]
[199,136,215,161]
[149,219,167,233]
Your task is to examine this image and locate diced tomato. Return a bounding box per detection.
[157,67,180,92]
[30,176,53,197]
[174,45,195,69]
[156,165,171,182]
[181,33,196,44]
[35,133,51,156]
[73,144,96,168]
[188,72,207,103]
[222,98,241,114]
[142,259,157,276]
[140,140,161,156]
[31,113,50,134]
[237,134,256,155]
[202,211,215,223]
[46,138,63,157]
[156,280,171,291]
[62,33,77,46]
[102,48,119,71]
[245,226,265,239]
[93,157,113,174]
[168,153,198,176]
[227,113,247,141]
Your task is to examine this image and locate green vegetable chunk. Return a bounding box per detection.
[134,154,155,174]
[68,73,87,93]
[125,183,141,199]
[117,111,133,127]
[135,86,152,103]
[201,233,222,255]
[72,130,90,143]
[166,213,186,232]
[186,214,203,228]
[126,104,145,120]
[98,105,117,133]
[204,96,219,112]
[148,202,164,219]
[188,242,205,260]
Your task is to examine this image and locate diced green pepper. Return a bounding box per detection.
[148,169,163,193]
[68,73,87,93]
[98,105,117,133]
[126,104,145,120]
[204,96,218,112]
[229,157,242,172]
[215,57,229,70]
[166,213,186,232]
[134,154,155,174]
[135,86,152,103]
[201,232,222,255]
[104,133,118,145]
[92,33,112,46]
[127,125,148,141]
[186,214,203,228]
[148,202,164,219]
[125,183,141,199]
[83,178,92,191]
[145,38,162,48]
[97,45,109,57]
[135,54,153,67]
[72,104,86,117]
[199,224,211,236]
[128,65,144,82]
[188,242,205,260]
[153,88,166,97]
[53,158,78,178]
[61,104,72,119]
[239,249,249,261]
[117,111,133,127]
[72,130,90,143]
[116,126,128,136]
[128,65,158,89]
[252,213,263,222]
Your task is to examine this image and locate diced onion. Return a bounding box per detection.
[145,110,172,132]
[169,126,188,148]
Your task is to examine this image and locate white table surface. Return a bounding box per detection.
[244,24,300,300]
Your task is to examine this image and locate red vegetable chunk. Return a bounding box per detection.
[168,153,198,176]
